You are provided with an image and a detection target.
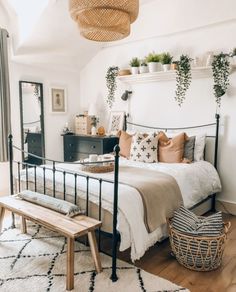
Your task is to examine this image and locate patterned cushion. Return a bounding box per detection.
[184,136,195,162]
[130,133,158,163]
[172,206,223,237]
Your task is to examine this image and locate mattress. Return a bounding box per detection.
[17,158,221,261]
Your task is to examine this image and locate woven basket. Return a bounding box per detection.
[81,163,114,173]
[167,218,231,271]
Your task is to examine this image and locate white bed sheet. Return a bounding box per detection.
[19,159,221,261]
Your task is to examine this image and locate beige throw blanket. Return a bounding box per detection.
[98,166,183,233]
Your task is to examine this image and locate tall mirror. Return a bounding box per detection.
[19,81,45,165]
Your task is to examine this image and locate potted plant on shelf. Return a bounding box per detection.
[212,52,230,107]
[139,60,148,74]
[106,66,119,109]
[145,52,161,73]
[160,52,173,71]
[129,57,140,74]
[175,54,193,106]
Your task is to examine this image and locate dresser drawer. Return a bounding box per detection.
[28,147,42,157]
[78,140,102,154]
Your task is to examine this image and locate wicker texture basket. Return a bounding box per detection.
[168,218,231,271]
[81,163,114,173]
[69,0,139,41]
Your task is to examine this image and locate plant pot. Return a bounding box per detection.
[91,126,97,136]
[131,67,139,75]
[162,64,171,72]
[171,63,178,70]
[139,65,148,74]
[148,62,158,73]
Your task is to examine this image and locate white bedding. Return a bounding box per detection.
[19,159,221,261]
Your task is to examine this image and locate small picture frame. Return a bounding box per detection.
[50,87,67,113]
[108,111,125,135]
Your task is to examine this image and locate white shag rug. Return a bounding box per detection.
[0,223,189,292]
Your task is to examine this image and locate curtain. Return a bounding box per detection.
[0,28,11,162]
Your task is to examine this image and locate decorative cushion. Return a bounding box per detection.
[130,133,158,163]
[172,206,223,237]
[117,130,133,158]
[17,190,82,217]
[184,136,195,162]
[158,132,186,163]
[194,134,206,161]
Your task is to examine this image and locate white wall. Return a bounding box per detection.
[80,1,236,204]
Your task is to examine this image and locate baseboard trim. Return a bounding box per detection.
[216,200,236,215]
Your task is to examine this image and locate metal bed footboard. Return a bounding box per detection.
[8,135,120,282]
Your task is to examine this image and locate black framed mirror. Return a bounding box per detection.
[19,81,45,165]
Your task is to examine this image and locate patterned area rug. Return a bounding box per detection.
[0,223,189,292]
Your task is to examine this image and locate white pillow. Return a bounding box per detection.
[130,133,158,163]
[194,134,206,161]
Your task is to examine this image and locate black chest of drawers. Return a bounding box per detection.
[25,132,43,165]
[63,134,119,162]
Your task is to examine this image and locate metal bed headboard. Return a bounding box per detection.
[124,113,220,170]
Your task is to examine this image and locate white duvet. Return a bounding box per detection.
[19,159,221,261]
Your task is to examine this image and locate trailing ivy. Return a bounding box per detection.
[212,53,230,107]
[106,66,119,108]
[175,55,192,106]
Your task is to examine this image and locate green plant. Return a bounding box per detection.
[145,52,160,63]
[160,52,173,65]
[91,116,99,127]
[106,66,119,109]
[212,52,230,107]
[175,54,193,106]
[129,57,140,67]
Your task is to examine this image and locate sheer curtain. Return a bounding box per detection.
[0,28,11,162]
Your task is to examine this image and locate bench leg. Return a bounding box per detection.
[0,207,5,233]
[66,237,74,291]
[88,230,102,273]
[20,217,27,234]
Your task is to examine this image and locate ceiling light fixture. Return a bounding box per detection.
[69,0,139,42]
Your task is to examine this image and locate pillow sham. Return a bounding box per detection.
[117,130,133,158]
[130,133,158,163]
[158,132,187,163]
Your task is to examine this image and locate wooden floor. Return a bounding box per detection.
[117,213,236,292]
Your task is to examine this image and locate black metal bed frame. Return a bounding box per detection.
[8,113,220,282]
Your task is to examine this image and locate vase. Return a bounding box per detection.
[162,64,171,72]
[131,67,139,74]
[148,62,158,73]
[233,56,236,65]
[91,126,97,135]
[139,65,148,74]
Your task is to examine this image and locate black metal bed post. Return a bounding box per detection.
[110,144,120,282]
[8,134,15,228]
[123,114,128,131]
[212,113,220,211]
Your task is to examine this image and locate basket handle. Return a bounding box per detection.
[224,221,231,234]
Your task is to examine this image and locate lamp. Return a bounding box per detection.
[69,0,139,42]
[121,90,132,101]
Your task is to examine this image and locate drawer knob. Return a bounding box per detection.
[91,145,96,149]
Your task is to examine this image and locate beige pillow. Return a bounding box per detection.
[158,132,186,163]
[117,130,133,158]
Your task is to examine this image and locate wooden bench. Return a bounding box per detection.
[0,196,102,291]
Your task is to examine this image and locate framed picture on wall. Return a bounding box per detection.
[108,111,125,135]
[50,87,67,113]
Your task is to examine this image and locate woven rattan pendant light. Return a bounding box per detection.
[69,0,139,42]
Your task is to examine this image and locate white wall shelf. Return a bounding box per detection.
[117,65,236,85]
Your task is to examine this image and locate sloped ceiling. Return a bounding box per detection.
[1,0,152,72]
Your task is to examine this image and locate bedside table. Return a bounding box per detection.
[62,134,119,162]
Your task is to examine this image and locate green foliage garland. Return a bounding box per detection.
[106,66,119,109]
[175,55,193,106]
[212,53,230,107]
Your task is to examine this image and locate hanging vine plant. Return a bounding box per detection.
[175,54,193,106]
[212,52,230,107]
[106,66,119,108]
